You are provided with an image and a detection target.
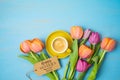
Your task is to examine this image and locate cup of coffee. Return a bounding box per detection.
[51,36,70,53]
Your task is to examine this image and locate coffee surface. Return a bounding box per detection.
[53,38,66,52]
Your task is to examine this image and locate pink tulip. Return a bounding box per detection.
[83,29,91,39]
[20,40,31,53]
[30,38,44,53]
[76,59,91,72]
[89,32,100,45]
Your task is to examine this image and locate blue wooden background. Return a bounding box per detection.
[0,0,120,80]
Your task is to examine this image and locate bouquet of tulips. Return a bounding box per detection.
[19,38,59,80]
[19,26,116,80]
[62,26,116,80]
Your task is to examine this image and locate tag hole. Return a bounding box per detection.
[35,69,37,71]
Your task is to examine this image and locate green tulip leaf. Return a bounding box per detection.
[87,56,99,80]
[18,55,37,64]
[68,39,78,79]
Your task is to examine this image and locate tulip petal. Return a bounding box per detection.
[101,38,109,49]
[89,32,100,45]
[83,29,91,39]
[70,26,83,39]
[79,45,93,58]
[106,39,116,51]
[76,59,91,72]
[101,38,116,52]
[30,38,44,53]
[20,40,31,53]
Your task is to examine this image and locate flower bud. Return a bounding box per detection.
[79,44,93,58]
[89,32,100,45]
[20,40,31,53]
[30,38,44,53]
[76,59,91,72]
[83,29,91,39]
[101,38,116,52]
[70,26,83,39]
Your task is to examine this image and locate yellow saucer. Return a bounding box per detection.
[46,30,73,59]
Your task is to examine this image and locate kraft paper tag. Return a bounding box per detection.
[34,57,60,76]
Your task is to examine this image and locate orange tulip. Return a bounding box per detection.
[70,26,83,39]
[30,38,44,53]
[101,38,116,52]
[79,44,93,58]
[20,40,31,53]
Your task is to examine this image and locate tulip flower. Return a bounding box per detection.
[19,38,59,80]
[101,38,116,52]
[83,29,91,39]
[76,29,91,80]
[66,26,83,79]
[76,59,91,72]
[79,44,93,58]
[88,38,116,80]
[20,38,45,61]
[79,29,91,46]
[98,37,116,65]
[89,32,100,45]
[30,38,44,53]
[70,26,83,39]
[20,40,31,53]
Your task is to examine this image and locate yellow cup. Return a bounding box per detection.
[51,36,71,54]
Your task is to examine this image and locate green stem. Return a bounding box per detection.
[77,71,86,80]
[68,68,74,79]
[92,44,100,58]
[92,44,95,50]
[71,69,76,79]
[90,44,92,49]
[79,39,87,46]
[41,52,47,59]
[87,50,107,80]
[29,52,38,61]
[62,61,69,79]
[98,50,107,66]
[46,73,56,80]
[90,44,95,50]
[52,71,59,80]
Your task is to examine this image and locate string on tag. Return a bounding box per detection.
[26,70,34,80]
